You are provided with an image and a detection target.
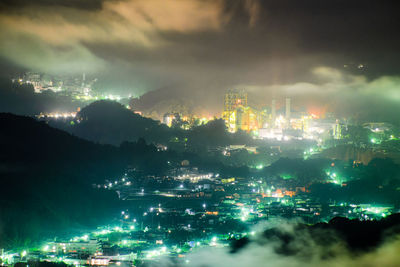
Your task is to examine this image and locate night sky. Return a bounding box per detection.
[1,0,400,118]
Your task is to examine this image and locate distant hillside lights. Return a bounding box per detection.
[163,113,176,127]
[36,112,76,119]
[11,72,131,101]
[13,72,95,94]
[162,112,212,129]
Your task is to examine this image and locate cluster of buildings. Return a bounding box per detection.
[221,89,347,142]
[159,89,347,143]
[2,163,396,266]
[13,72,96,96]
[222,89,265,132]
[12,72,128,102]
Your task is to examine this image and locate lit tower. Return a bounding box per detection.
[223,89,247,112]
[222,89,247,131]
[285,97,291,128]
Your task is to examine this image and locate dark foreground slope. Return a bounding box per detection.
[0,113,126,249]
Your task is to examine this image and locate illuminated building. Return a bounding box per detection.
[363,122,392,133]
[47,239,101,255]
[162,112,196,129]
[235,106,260,132]
[222,89,263,132]
[163,113,175,127]
[301,115,312,132]
[222,89,248,131]
[307,120,336,137]
[221,178,235,183]
[271,99,276,128]
[289,114,312,132]
[285,97,291,128]
[290,118,303,131]
[223,89,247,113]
[259,108,270,128]
[223,106,262,133]
[333,119,343,139]
[163,113,187,127]
[23,72,42,92]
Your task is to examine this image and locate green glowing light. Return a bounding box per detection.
[280,173,293,179]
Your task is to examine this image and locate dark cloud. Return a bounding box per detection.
[0,0,106,11]
[1,0,400,118]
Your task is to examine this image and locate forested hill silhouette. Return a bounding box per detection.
[0,112,120,168]
[69,100,173,145]
[0,113,126,249]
